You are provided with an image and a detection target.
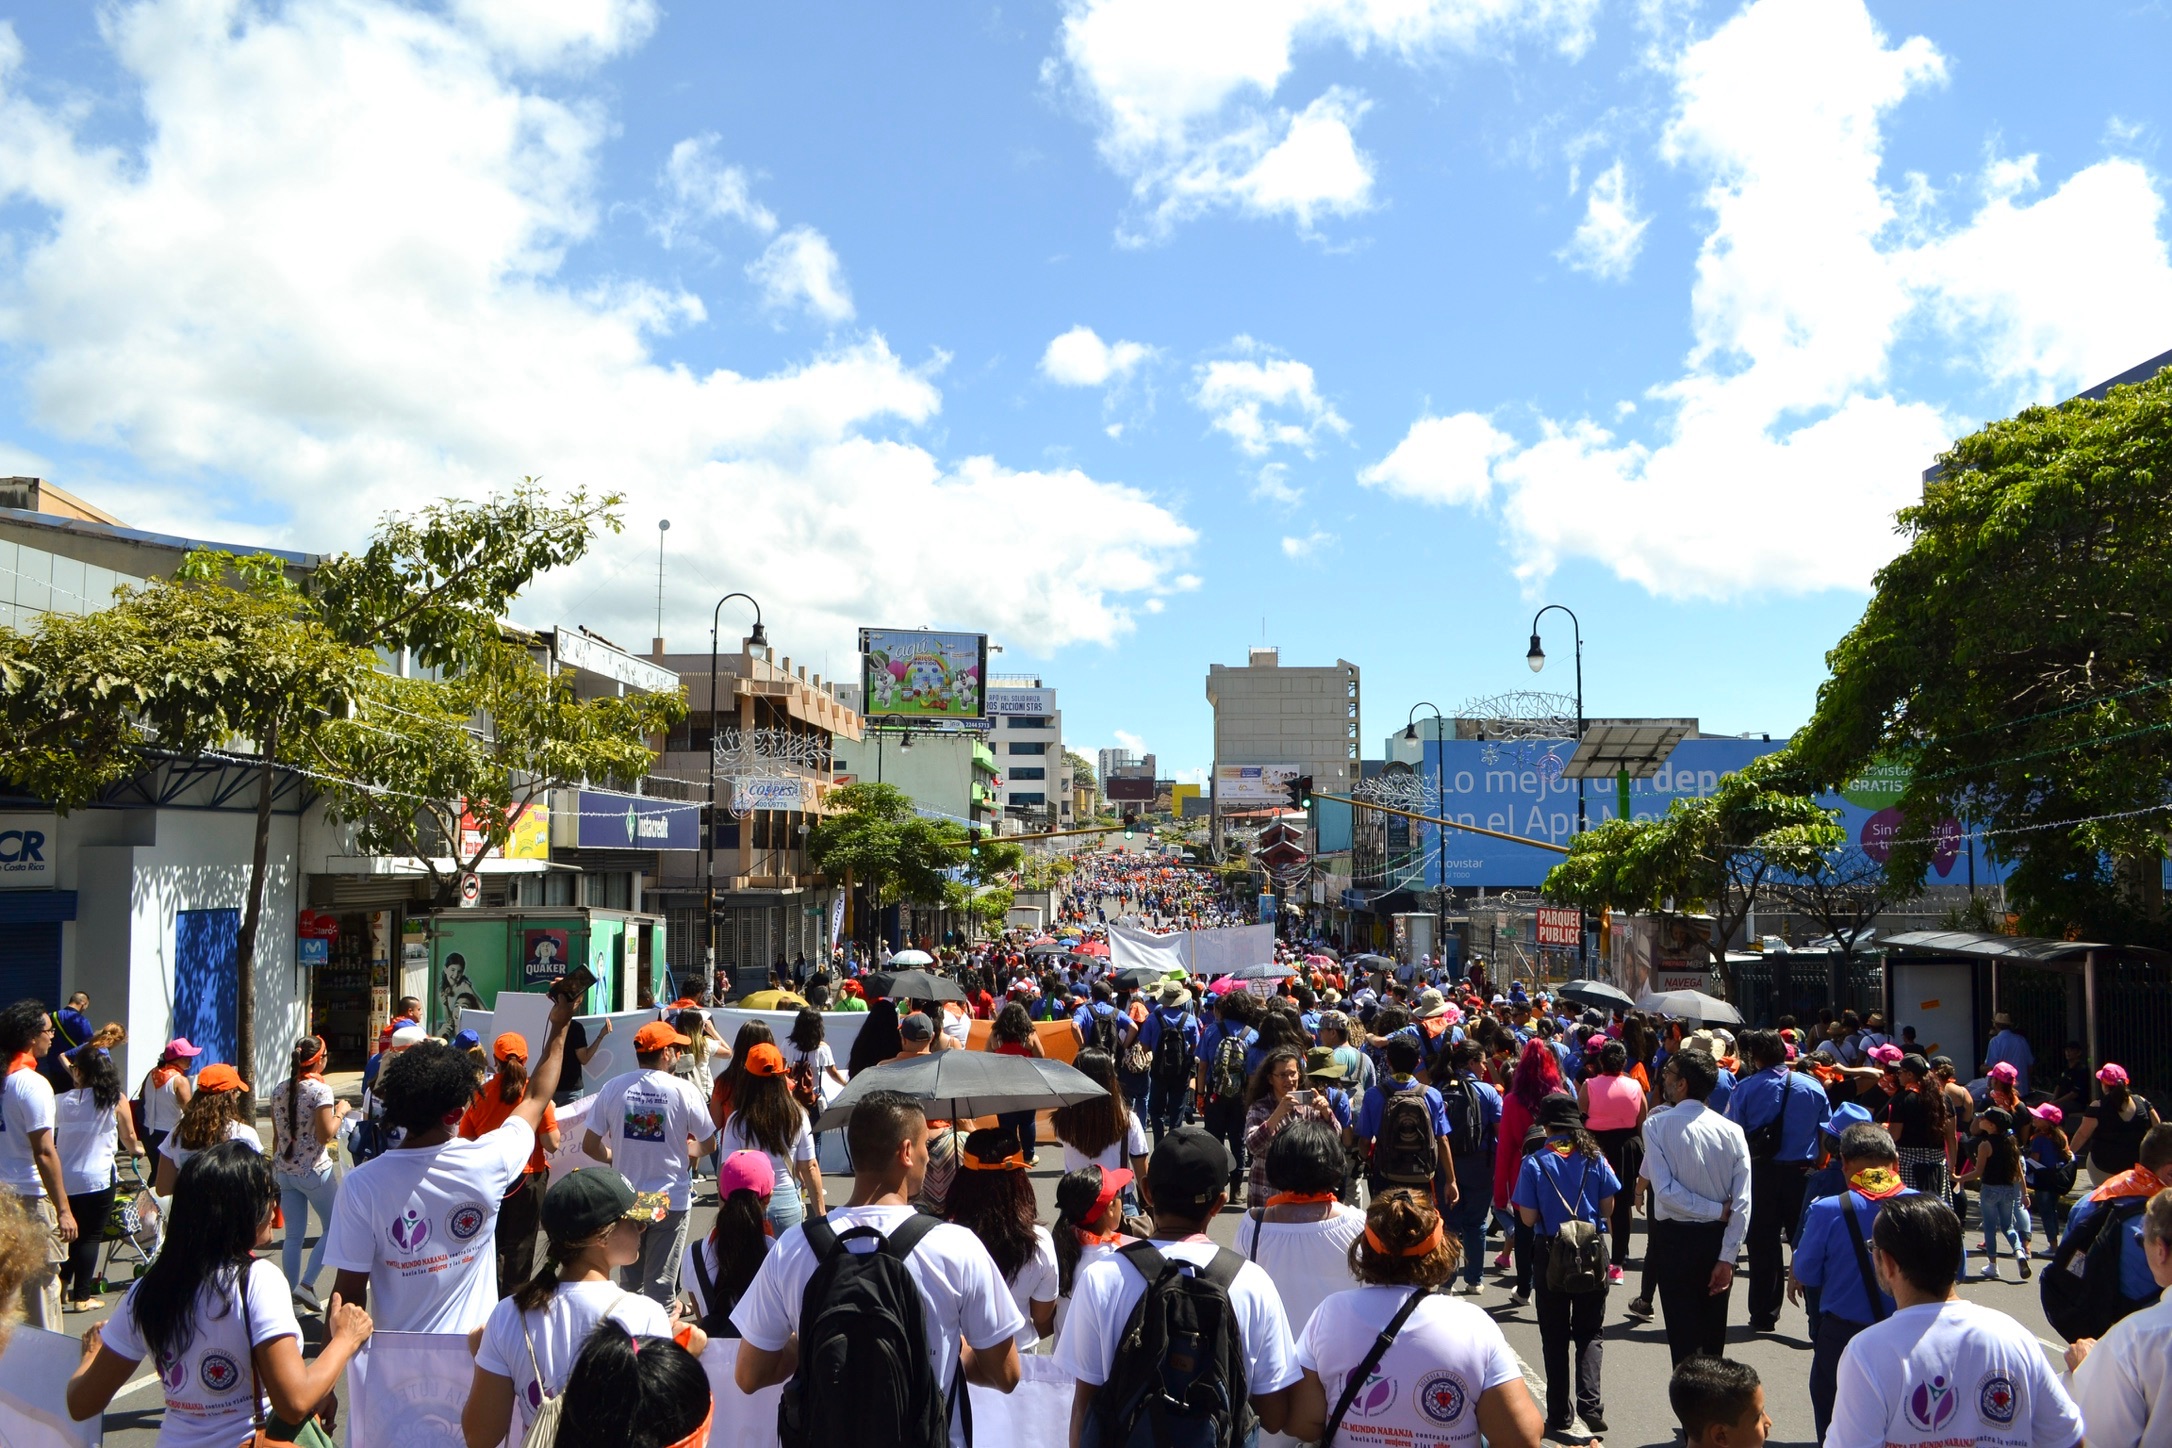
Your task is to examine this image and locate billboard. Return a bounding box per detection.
[568,789,701,850]
[860,628,988,721]
[458,800,548,862]
[1106,767,1157,802]
[1215,763,1299,807]
[985,687,1054,716]
[1412,737,2011,890]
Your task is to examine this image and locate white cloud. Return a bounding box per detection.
[1041,325,1152,387]
[0,0,1195,656]
[1250,461,1302,505]
[655,134,776,246]
[1192,343,1348,456]
[1113,729,1149,754]
[1560,160,1649,279]
[1052,0,1598,239]
[748,225,855,323]
[1280,529,1335,560]
[449,0,656,69]
[1361,0,2172,599]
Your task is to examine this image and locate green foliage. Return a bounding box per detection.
[806,782,960,909]
[1064,750,1098,791]
[1795,367,2172,941]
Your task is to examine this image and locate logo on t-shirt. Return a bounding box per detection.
[199,1351,242,1393]
[389,1205,432,1253]
[1416,1371,1470,1424]
[158,1353,187,1392]
[448,1202,489,1241]
[622,1106,667,1142]
[1906,1373,1959,1432]
[1978,1373,2017,1425]
[1346,1369,1397,1418]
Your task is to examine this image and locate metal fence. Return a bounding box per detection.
[2096,957,2172,1108]
[1730,953,1885,1029]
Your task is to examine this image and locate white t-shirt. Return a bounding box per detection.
[718,1109,816,1202]
[1236,1206,1365,1341]
[142,1071,187,1134]
[733,1203,1025,1447]
[101,1258,299,1448]
[585,1069,716,1212]
[1005,1225,1061,1350]
[475,1281,671,1444]
[160,1121,264,1176]
[55,1087,121,1197]
[322,1116,534,1334]
[272,1077,336,1174]
[941,1007,971,1051]
[1828,1299,2082,1448]
[1297,1287,1522,1448]
[1053,1236,1128,1340]
[1059,1114,1149,1177]
[680,1232,775,1326]
[1054,1238,1300,1400]
[0,1066,57,1196]
[790,1042,836,1083]
[2072,1293,2172,1448]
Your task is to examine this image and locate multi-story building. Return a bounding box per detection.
[988,679,1071,832]
[1096,748,1154,784]
[1205,647,1360,842]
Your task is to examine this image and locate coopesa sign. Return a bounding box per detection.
[0,813,58,888]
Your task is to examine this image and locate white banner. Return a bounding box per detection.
[0,1327,100,1447]
[1109,923,1275,977]
[702,1341,782,1448]
[346,1332,473,1448]
[968,1353,1074,1448]
[1109,924,1186,979]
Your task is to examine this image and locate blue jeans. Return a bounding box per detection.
[1447,1178,1492,1285]
[2033,1187,2068,1250]
[997,1110,1038,1162]
[767,1173,805,1236]
[277,1162,340,1290]
[1978,1183,2028,1257]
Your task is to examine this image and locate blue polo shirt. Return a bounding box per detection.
[1513,1143,1621,1236]
[1072,1000,1121,1041]
[1136,1006,1199,1059]
[1793,1186,1913,1324]
[1726,1065,1833,1164]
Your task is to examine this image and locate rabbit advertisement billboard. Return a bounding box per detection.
[859,627,988,722]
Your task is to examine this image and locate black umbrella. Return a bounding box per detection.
[865,969,967,1004]
[1113,965,1174,988]
[1226,961,1297,981]
[1346,953,1397,973]
[813,1051,1108,1131]
[1558,979,1635,1012]
[1025,943,1069,958]
[1635,988,1744,1025]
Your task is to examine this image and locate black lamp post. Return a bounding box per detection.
[1404,701,1447,974]
[1526,604,1586,974]
[705,593,766,991]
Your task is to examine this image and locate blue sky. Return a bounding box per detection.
[0,0,2168,781]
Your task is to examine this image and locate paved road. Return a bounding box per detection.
[87,1163,2075,1447]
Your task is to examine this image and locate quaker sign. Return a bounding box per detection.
[1535,907,1582,948]
[572,789,699,850]
[0,814,57,889]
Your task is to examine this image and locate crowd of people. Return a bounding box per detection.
[11,910,2172,1448]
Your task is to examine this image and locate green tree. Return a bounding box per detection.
[807,783,963,952]
[1065,750,1098,793]
[1543,751,1840,992]
[1794,368,2172,942]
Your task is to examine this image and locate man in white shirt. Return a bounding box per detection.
[326,987,573,1333]
[1827,1192,2080,1448]
[1055,1126,1299,1448]
[1639,1045,1752,1365]
[582,1019,720,1305]
[732,1089,1023,1448]
[0,999,70,1330]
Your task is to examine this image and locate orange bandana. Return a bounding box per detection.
[1265,1192,1339,1207]
[4,1052,36,1077]
[1365,1220,1444,1257]
[2091,1165,2167,1203]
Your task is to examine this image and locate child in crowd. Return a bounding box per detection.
[1670,1357,1769,1448]
[2024,1103,2076,1254]
[1954,1106,2030,1278]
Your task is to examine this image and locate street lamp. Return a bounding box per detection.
[1525,603,1587,974]
[1405,701,1447,973]
[705,592,766,994]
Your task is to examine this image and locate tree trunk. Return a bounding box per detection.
[232,720,279,1105]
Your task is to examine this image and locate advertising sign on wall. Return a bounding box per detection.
[985,687,1054,716]
[1214,763,1299,806]
[0,813,56,889]
[730,777,807,811]
[569,790,701,850]
[860,628,988,721]
[520,928,573,987]
[458,800,549,862]
[1535,907,1582,948]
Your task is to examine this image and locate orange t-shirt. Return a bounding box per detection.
[459,1086,557,1189]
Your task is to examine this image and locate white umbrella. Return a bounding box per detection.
[889,948,936,967]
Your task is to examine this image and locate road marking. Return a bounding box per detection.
[116,1369,164,1400]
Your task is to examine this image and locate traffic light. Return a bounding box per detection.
[1292,774,1314,809]
[1122,810,1138,839]
[968,826,981,858]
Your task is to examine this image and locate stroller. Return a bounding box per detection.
[100,1154,163,1281]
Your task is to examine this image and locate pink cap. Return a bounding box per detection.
[163,1038,203,1059]
[2099,1063,2131,1087]
[2029,1103,2065,1125]
[1988,1062,2019,1084]
[1867,1043,1904,1065]
[716,1149,775,1201]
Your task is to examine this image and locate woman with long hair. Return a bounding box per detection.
[988,1000,1047,1167]
[548,1321,713,1448]
[136,1038,199,1161]
[2070,1062,2160,1186]
[785,1009,848,1159]
[943,1129,1057,1348]
[459,1033,564,1295]
[1886,1054,1954,1198]
[709,1020,775,1132]
[55,1044,144,1312]
[463,1167,684,1448]
[1512,1095,1618,1442]
[154,1063,261,1193]
[716,1045,823,1232]
[1051,1163,1136,1320]
[1240,1047,1337,1206]
[845,998,904,1077]
[271,1035,347,1301]
[1283,1188,1543,1448]
[1576,1038,1646,1280]
[680,1150,773,1336]
[1050,1048,1147,1184]
[1490,1038,1567,1297]
[67,1141,373,1441]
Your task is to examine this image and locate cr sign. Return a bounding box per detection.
[0,813,57,888]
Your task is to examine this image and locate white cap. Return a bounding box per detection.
[389,1025,428,1048]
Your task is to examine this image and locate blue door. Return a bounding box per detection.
[174,908,240,1066]
[0,922,61,1009]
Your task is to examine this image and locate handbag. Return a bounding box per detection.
[1543,1157,1607,1294]
[1745,1073,1801,1162]
[241,1276,339,1448]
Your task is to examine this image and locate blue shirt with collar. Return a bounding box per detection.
[1513,1142,1622,1236]
[1071,999,1120,1039]
[1136,1005,1199,1057]
[1726,1064,1833,1163]
[1984,1029,2036,1093]
[1442,1072,1504,1157]
[1708,1066,1737,1115]
[1793,1185,1913,1324]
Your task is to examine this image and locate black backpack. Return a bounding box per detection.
[2043,1196,2160,1343]
[686,1238,748,1340]
[1375,1085,1439,1186]
[1152,1017,1193,1093]
[1089,1008,1122,1061]
[1437,1074,1487,1162]
[779,1214,958,1448]
[1089,1241,1253,1448]
[1207,1035,1248,1105]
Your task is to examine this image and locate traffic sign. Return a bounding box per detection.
[458,873,482,907]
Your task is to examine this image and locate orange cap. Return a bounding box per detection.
[633,1021,690,1053]
[196,1063,248,1094]
[744,1042,787,1077]
[493,1032,529,1063]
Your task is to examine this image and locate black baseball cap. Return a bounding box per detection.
[1146,1127,1232,1213]
[540,1167,667,1242]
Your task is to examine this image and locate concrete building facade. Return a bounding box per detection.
[1205,647,1360,836]
[988,681,1073,832]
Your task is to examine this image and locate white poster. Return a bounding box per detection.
[1213,764,1299,806]
[0,1327,100,1446]
[968,1354,1073,1448]
[702,1341,783,1448]
[346,1332,473,1448]
[1109,924,1187,979]
[1187,924,1276,976]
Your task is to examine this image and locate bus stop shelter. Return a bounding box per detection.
[1882,930,2172,1095]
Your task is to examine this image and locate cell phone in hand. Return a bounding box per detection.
[551,966,597,1003]
[1293,1088,1316,1106]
